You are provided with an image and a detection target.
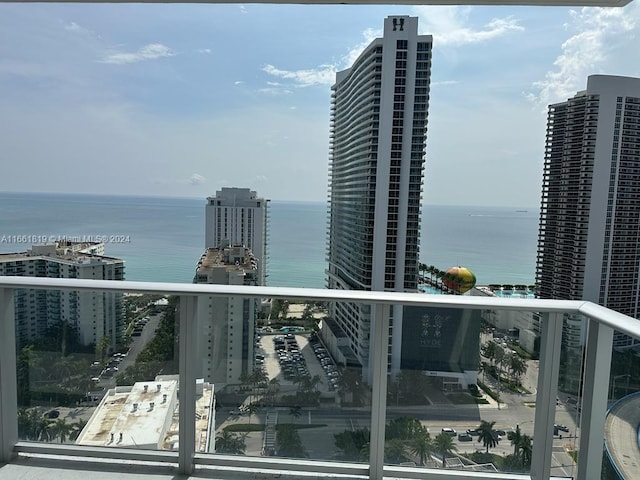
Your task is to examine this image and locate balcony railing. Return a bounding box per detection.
[1,275,639,480]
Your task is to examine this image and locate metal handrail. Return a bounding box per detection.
[1,275,639,480]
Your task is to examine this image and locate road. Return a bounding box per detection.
[92,312,162,393]
[217,332,579,477]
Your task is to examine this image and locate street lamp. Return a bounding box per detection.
[609,374,631,400]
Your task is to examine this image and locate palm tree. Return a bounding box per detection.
[520,434,533,467]
[246,402,258,424]
[276,424,306,458]
[418,263,427,283]
[35,416,54,442]
[494,347,506,379]
[289,405,302,424]
[69,419,87,441]
[337,367,367,406]
[434,432,457,467]
[427,265,436,285]
[477,420,499,453]
[267,377,281,406]
[479,360,489,384]
[53,418,72,443]
[408,428,433,466]
[481,341,498,367]
[384,438,409,464]
[508,425,523,456]
[509,356,528,386]
[215,430,246,454]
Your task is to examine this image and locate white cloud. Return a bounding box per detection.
[414,6,523,46]
[189,173,206,185]
[101,43,176,65]
[262,28,379,88]
[262,64,336,87]
[258,85,293,95]
[528,6,637,106]
[197,48,212,54]
[261,8,522,90]
[431,80,459,87]
[64,21,93,36]
[234,80,244,85]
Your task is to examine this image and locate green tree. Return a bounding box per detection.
[95,335,111,362]
[337,367,367,406]
[508,424,523,456]
[386,416,424,440]
[53,418,72,443]
[69,419,87,441]
[246,402,258,424]
[477,420,499,453]
[494,347,506,378]
[434,432,457,467]
[276,424,306,458]
[334,428,370,461]
[408,427,433,466]
[481,341,498,367]
[520,434,533,467]
[384,438,409,464]
[215,430,247,454]
[289,405,302,423]
[509,355,528,385]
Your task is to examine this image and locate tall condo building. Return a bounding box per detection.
[326,16,433,381]
[205,188,269,286]
[193,245,258,384]
[536,75,640,366]
[0,241,125,350]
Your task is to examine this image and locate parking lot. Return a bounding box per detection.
[258,332,339,394]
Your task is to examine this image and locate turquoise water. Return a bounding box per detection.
[0,193,539,287]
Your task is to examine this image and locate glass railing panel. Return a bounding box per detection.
[208,296,372,464]
[476,308,539,477]
[15,288,181,452]
[383,306,492,473]
[599,322,640,479]
[383,305,549,476]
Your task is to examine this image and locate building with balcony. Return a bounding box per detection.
[193,245,258,384]
[0,241,125,349]
[326,16,432,381]
[205,188,269,286]
[535,75,640,390]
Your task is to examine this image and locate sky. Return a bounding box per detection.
[0,3,639,207]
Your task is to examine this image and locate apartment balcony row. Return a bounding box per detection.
[1,275,640,480]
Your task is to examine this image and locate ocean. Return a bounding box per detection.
[0,192,538,288]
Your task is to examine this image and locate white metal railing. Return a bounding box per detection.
[1,276,639,480]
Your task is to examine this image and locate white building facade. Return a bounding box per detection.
[326,16,432,381]
[193,246,258,385]
[0,242,125,349]
[536,75,640,354]
[205,188,268,286]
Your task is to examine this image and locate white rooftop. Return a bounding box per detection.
[77,380,179,449]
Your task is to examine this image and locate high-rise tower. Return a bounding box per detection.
[205,187,268,286]
[326,16,432,380]
[536,75,640,365]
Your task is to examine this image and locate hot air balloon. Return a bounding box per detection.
[442,266,476,294]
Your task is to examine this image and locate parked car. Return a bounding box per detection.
[441,428,457,436]
[555,424,570,432]
[458,433,473,442]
